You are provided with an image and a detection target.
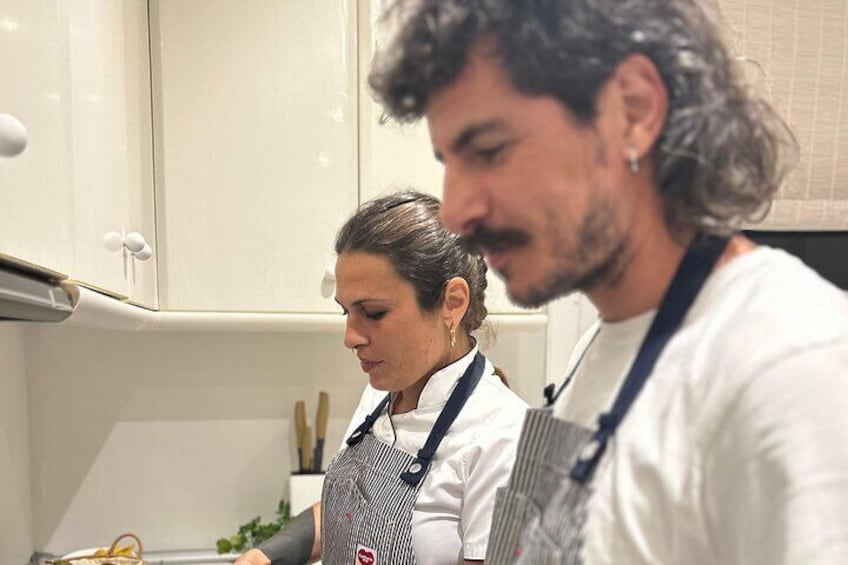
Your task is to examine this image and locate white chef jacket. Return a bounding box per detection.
[339,346,529,564]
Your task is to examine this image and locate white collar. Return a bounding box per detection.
[400,345,481,412]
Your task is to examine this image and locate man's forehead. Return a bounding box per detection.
[425,63,519,148]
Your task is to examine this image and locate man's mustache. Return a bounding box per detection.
[459,225,531,255]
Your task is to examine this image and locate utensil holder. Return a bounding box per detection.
[289,473,325,515]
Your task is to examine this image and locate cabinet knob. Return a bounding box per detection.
[124,232,147,253]
[321,263,336,299]
[0,113,28,158]
[135,243,153,261]
[103,231,125,252]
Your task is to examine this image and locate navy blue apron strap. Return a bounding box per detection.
[544,325,602,407]
[400,351,487,486]
[346,394,391,447]
[571,235,730,483]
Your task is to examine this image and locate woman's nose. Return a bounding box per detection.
[343,320,367,351]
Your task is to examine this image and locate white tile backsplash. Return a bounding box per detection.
[18,323,545,555]
[0,324,33,565]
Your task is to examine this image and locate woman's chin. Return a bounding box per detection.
[368,373,398,392]
[368,378,390,391]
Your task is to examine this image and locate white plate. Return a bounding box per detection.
[61,548,103,559]
[60,547,141,561]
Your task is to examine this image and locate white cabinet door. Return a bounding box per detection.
[0,1,78,277]
[122,0,158,309]
[358,0,536,315]
[64,0,132,295]
[0,0,157,305]
[151,0,358,313]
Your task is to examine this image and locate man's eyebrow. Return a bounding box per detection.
[435,119,509,162]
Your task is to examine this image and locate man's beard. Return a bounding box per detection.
[511,193,630,308]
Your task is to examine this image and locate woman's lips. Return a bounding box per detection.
[359,359,382,372]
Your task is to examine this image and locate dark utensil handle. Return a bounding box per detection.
[313,439,325,472]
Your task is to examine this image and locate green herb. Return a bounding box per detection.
[216,498,291,554]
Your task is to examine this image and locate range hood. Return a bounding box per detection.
[0,264,74,322]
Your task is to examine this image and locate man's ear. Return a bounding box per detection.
[612,53,669,162]
[442,276,471,328]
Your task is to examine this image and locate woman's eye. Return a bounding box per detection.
[365,311,387,321]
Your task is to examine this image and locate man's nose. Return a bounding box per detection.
[440,165,487,236]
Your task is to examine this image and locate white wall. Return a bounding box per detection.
[23,324,545,555]
[0,324,34,565]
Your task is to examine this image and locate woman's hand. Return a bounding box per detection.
[233,548,271,565]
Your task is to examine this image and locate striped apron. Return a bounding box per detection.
[321,352,487,565]
[486,236,729,565]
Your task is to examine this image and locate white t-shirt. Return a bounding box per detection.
[554,247,848,565]
[339,346,529,564]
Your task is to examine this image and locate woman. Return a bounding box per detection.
[237,191,528,565]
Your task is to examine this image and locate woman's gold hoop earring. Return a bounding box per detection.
[449,326,457,348]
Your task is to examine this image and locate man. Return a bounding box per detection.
[369,1,848,564]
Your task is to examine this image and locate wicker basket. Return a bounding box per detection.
[53,533,145,565]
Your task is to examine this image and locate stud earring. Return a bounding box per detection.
[449,326,457,348]
[629,147,639,174]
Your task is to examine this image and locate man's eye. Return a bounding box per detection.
[474,143,508,163]
[365,311,387,321]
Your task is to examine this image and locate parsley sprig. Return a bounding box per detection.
[216,498,291,554]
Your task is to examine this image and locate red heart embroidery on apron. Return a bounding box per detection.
[357,547,375,565]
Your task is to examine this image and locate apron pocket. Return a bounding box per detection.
[516,513,566,565]
[486,488,542,565]
[322,477,397,565]
[516,478,592,565]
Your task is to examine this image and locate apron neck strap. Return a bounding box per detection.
[346,394,391,447]
[344,352,488,486]
[570,234,730,484]
[400,351,487,486]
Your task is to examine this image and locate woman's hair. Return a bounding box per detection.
[335,191,489,334]
[369,0,798,237]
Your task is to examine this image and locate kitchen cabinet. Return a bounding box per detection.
[150,0,359,313]
[357,0,536,315]
[151,0,539,316]
[0,0,158,307]
[2,0,536,317]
